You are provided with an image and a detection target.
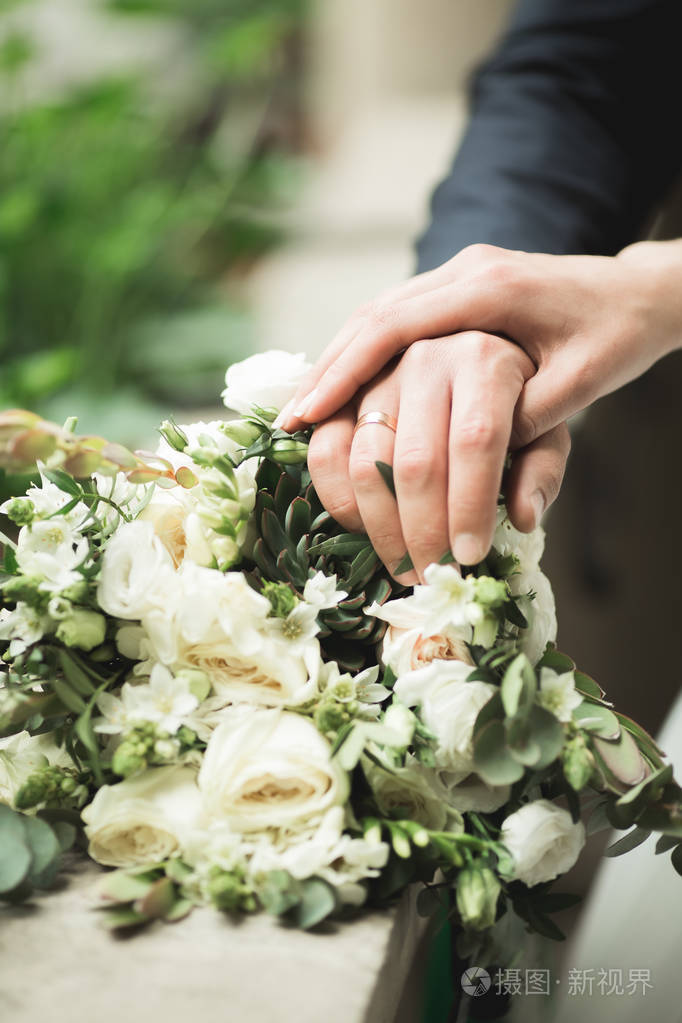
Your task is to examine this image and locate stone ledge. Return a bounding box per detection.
[1,855,429,1023]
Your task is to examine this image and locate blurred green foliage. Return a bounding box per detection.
[0,0,305,440]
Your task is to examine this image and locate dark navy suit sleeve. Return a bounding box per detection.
[415,0,682,271]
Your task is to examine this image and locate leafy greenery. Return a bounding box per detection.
[0,0,305,439]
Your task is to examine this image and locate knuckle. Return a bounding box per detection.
[404,523,447,558]
[325,492,361,526]
[514,406,539,447]
[365,300,399,332]
[395,445,439,486]
[456,414,503,453]
[307,434,336,476]
[457,242,500,265]
[349,452,382,489]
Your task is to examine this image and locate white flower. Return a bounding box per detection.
[266,602,320,656]
[395,660,495,780]
[493,510,545,567]
[97,520,177,621]
[511,565,557,666]
[412,563,479,633]
[500,799,585,886]
[94,472,152,533]
[82,765,202,868]
[138,488,193,568]
[16,519,89,592]
[537,667,582,723]
[221,350,312,415]
[198,707,348,834]
[95,665,199,736]
[2,471,87,527]
[0,731,73,806]
[0,603,52,657]
[247,806,388,905]
[303,572,348,610]
[366,758,462,831]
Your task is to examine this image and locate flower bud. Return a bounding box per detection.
[5,497,35,526]
[261,580,298,619]
[472,611,499,648]
[270,438,309,465]
[221,420,263,448]
[158,420,189,453]
[3,575,49,609]
[456,866,501,930]
[562,733,594,791]
[383,704,416,748]
[56,608,107,652]
[474,576,508,608]
[176,669,211,703]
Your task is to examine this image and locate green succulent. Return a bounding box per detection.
[248,457,406,671]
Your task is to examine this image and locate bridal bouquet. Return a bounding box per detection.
[0,351,680,956]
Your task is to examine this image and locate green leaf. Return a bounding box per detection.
[537,648,576,674]
[473,691,504,738]
[56,650,96,697]
[260,870,300,917]
[473,719,525,785]
[0,807,31,894]
[416,884,445,917]
[22,815,60,884]
[52,678,86,714]
[501,653,536,719]
[100,906,150,930]
[671,844,682,877]
[573,671,605,701]
[616,764,672,808]
[616,713,665,768]
[43,468,82,499]
[136,876,175,919]
[307,534,371,559]
[572,701,620,740]
[394,552,414,575]
[605,827,651,857]
[344,547,379,590]
[374,460,396,498]
[4,546,18,574]
[294,877,337,930]
[165,897,194,922]
[99,871,156,903]
[592,730,647,787]
[655,835,679,855]
[505,716,541,767]
[526,704,565,769]
[284,497,311,544]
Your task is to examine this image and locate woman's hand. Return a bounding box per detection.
[280,240,682,449]
[307,333,571,578]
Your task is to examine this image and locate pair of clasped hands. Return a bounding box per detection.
[278,240,682,583]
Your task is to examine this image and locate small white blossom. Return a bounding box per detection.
[16,519,89,592]
[303,572,348,610]
[537,667,582,723]
[0,603,52,656]
[412,563,479,633]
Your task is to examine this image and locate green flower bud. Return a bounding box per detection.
[456,867,501,931]
[112,743,147,778]
[474,576,508,608]
[5,497,35,526]
[262,580,298,619]
[56,608,106,651]
[158,420,189,453]
[270,438,309,466]
[176,668,211,702]
[60,579,89,604]
[221,420,263,448]
[314,699,351,735]
[207,869,257,913]
[2,575,50,610]
[562,733,594,791]
[472,610,499,648]
[153,737,181,761]
[176,725,198,749]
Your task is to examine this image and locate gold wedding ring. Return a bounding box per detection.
[353,411,398,436]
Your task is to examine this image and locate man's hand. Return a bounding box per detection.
[281,241,682,450]
[307,333,570,577]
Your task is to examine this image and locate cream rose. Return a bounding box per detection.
[500,799,586,886]
[82,765,202,868]
[221,350,312,415]
[443,773,511,813]
[366,759,462,831]
[198,707,348,833]
[382,624,473,676]
[394,660,495,781]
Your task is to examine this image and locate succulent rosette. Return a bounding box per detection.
[0,350,680,967]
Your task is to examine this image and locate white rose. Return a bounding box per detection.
[198,707,348,833]
[500,799,586,886]
[82,765,202,868]
[511,565,557,666]
[395,661,495,780]
[221,350,312,415]
[366,759,462,831]
[442,773,511,813]
[97,520,177,621]
[139,489,192,568]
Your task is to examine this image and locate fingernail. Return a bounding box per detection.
[273,398,295,429]
[294,386,318,420]
[530,490,545,528]
[453,533,484,567]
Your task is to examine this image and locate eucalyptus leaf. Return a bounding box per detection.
[655,835,679,855]
[671,844,682,877]
[501,653,536,719]
[473,720,525,785]
[294,878,337,930]
[592,730,647,788]
[573,701,620,740]
[0,809,31,894]
[525,704,564,769]
[22,815,60,883]
[605,827,651,858]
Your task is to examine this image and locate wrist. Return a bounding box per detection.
[617,240,682,359]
